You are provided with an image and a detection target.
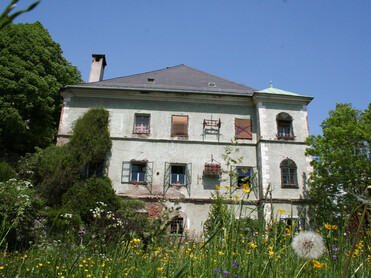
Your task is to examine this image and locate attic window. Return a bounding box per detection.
[147,78,155,83]
[208,82,216,87]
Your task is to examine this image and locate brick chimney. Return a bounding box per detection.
[88,54,107,82]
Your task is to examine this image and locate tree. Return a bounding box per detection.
[0,21,82,158]
[24,108,112,205]
[306,103,371,225]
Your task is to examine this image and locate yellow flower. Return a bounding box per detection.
[215,186,221,190]
[243,189,250,193]
[248,242,257,248]
[269,251,274,256]
[225,186,231,190]
[242,184,249,189]
[312,260,325,268]
[331,225,338,230]
[235,196,240,200]
[324,224,332,230]
[157,267,164,272]
[278,209,285,214]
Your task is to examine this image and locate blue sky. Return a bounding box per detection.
[4,0,371,135]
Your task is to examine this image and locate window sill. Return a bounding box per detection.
[282,184,299,189]
[277,136,295,140]
[130,181,147,185]
[170,183,186,187]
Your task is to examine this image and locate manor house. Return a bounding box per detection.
[57,54,313,235]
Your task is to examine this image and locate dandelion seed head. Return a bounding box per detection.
[292,231,325,259]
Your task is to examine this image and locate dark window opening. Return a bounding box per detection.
[131,163,146,182]
[81,161,104,178]
[237,167,252,188]
[171,165,186,185]
[280,159,298,187]
[170,217,184,234]
[277,113,293,139]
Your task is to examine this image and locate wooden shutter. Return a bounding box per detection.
[235,119,252,139]
[172,115,188,136]
[121,161,131,183]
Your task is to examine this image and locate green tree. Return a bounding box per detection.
[306,103,371,225]
[24,108,112,205]
[0,21,82,157]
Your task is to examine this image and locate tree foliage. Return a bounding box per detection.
[306,103,371,224]
[0,21,82,156]
[23,108,112,205]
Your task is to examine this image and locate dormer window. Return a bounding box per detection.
[277,112,294,139]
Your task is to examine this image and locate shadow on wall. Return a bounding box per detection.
[203,176,221,190]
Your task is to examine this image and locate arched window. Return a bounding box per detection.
[280,159,298,188]
[276,112,293,139]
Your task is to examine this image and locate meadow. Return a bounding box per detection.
[0,211,369,278]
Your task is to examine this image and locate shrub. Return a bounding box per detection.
[0,161,17,182]
[62,177,121,223]
[0,179,44,250]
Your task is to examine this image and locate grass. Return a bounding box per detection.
[0,219,370,278]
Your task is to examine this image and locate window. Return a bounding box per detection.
[164,163,192,195]
[235,118,252,139]
[237,167,252,188]
[81,161,104,178]
[277,112,293,139]
[134,114,150,134]
[230,166,253,188]
[170,216,184,235]
[171,115,188,136]
[121,161,153,185]
[280,159,298,187]
[131,163,146,182]
[171,165,186,185]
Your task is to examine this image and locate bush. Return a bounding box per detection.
[46,207,82,236]
[0,179,44,250]
[62,177,121,223]
[33,145,81,204]
[0,161,17,182]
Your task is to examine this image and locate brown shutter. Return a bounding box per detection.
[172,115,188,136]
[235,118,252,139]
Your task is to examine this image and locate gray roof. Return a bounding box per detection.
[72,64,256,95]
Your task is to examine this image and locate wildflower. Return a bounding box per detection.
[331,225,338,230]
[292,231,325,259]
[225,186,231,190]
[232,261,239,268]
[214,268,218,274]
[157,267,164,272]
[278,209,285,214]
[269,251,274,256]
[312,260,325,268]
[235,196,240,200]
[324,224,332,230]
[216,186,221,190]
[243,188,250,193]
[248,242,257,248]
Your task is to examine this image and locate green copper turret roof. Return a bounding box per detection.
[255,85,312,98]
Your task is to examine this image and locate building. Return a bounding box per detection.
[57,54,313,236]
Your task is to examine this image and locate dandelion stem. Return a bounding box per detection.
[294,260,309,278]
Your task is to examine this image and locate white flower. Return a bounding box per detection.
[292,231,325,259]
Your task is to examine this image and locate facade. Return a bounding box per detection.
[57,54,313,236]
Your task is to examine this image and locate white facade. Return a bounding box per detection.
[57,62,313,235]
